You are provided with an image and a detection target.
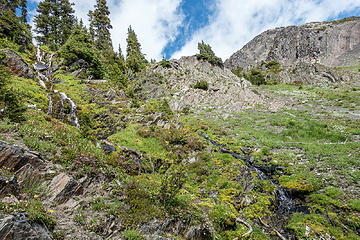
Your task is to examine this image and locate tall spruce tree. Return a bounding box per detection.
[20,0,27,23]
[126,25,147,73]
[34,0,75,50]
[88,0,113,51]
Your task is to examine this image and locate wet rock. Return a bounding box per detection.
[0,213,53,240]
[0,141,47,172]
[33,63,48,71]
[102,143,117,154]
[0,49,34,79]
[0,175,19,198]
[48,173,82,204]
[184,224,213,240]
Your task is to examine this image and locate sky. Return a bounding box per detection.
[26,0,360,61]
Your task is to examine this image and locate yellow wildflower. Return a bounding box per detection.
[34,195,39,198]
[49,210,54,213]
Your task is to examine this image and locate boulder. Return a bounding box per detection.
[0,141,47,172]
[0,49,34,79]
[48,173,82,204]
[0,214,53,240]
[0,175,19,198]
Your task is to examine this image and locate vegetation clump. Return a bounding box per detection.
[196,41,223,68]
[193,80,209,90]
[244,68,266,86]
[159,56,172,68]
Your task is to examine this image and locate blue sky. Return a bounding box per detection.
[27,0,360,60]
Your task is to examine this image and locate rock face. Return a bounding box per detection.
[0,214,53,240]
[0,49,34,79]
[135,56,264,115]
[0,141,46,172]
[225,17,360,69]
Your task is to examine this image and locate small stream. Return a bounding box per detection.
[34,46,80,128]
[200,133,295,215]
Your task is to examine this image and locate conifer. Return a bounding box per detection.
[126,26,147,73]
[34,0,75,50]
[88,0,113,51]
[20,0,27,23]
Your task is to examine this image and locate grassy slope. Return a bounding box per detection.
[0,54,359,239]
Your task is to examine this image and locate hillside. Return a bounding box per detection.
[225,17,360,85]
[0,4,359,240]
[225,17,360,68]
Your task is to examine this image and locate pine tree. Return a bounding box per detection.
[126,26,147,73]
[20,0,27,23]
[34,0,75,50]
[196,41,223,68]
[58,0,75,45]
[117,44,126,72]
[88,0,113,51]
[60,25,104,79]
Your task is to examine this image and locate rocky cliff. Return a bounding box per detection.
[225,17,360,69]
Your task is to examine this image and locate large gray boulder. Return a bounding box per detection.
[0,214,53,240]
[0,49,34,79]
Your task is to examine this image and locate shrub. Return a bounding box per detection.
[196,41,223,68]
[231,66,243,78]
[59,27,105,79]
[159,57,171,68]
[159,166,186,207]
[245,68,266,86]
[193,80,209,90]
[0,52,26,122]
[122,229,144,240]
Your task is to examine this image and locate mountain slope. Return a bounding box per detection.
[225,17,360,69]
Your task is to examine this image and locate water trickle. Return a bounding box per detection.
[59,92,80,128]
[36,46,44,63]
[201,134,296,214]
[39,80,46,88]
[34,46,80,128]
[47,93,53,115]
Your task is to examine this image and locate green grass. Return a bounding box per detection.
[108,124,170,161]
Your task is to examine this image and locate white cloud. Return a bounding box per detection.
[71,0,183,60]
[30,0,183,60]
[171,0,360,60]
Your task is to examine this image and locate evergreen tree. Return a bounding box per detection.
[126,26,147,73]
[88,0,113,51]
[196,41,223,68]
[117,44,126,72]
[34,0,75,50]
[20,0,27,23]
[0,0,20,12]
[0,1,32,50]
[58,0,75,45]
[59,25,104,79]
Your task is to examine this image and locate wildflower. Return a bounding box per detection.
[49,209,54,213]
[34,195,39,198]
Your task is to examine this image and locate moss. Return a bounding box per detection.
[279,173,320,192]
[287,213,359,240]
